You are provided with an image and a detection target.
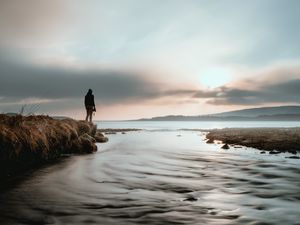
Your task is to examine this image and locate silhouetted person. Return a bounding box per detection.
[85,89,96,122]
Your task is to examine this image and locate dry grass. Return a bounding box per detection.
[0,114,107,177]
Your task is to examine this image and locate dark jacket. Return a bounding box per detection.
[85,93,95,108]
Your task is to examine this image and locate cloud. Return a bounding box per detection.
[196,65,300,106]
[218,0,300,66]
[0,54,202,115]
[163,89,198,96]
[2,53,300,114]
[0,0,68,47]
[1,0,300,118]
[0,59,160,104]
[193,90,219,98]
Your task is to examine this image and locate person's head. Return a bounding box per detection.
[87,89,93,95]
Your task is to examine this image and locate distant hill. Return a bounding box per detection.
[213,106,300,117]
[138,106,300,121]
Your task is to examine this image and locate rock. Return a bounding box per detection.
[77,133,97,153]
[105,132,117,135]
[260,151,266,154]
[94,131,109,143]
[285,156,300,159]
[122,132,126,134]
[95,131,104,138]
[289,150,297,155]
[254,205,267,210]
[269,150,280,154]
[221,144,230,150]
[206,139,214,144]
[183,196,197,202]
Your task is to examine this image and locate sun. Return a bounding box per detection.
[200,68,232,88]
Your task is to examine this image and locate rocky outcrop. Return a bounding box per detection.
[221,143,230,150]
[0,114,108,178]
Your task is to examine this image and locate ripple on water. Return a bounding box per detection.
[0,131,300,225]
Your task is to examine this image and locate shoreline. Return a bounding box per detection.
[0,114,108,179]
[98,128,142,134]
[2,122,300,179]
[203,127,300,154]
[91,127,300,155]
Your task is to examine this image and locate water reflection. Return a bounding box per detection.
[0,131,299,225]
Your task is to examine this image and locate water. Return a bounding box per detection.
[98,120,300,130]
[0,122,300,225]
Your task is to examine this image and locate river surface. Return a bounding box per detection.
[98,120,300,130]
[1,122,300,225]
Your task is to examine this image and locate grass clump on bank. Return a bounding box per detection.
[0,114,108,178]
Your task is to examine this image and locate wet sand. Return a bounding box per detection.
[0,131,299,225]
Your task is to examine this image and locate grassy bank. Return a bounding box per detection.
[0,114,108,178]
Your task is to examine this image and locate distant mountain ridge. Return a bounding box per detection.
[138,106,300,121]
[213,106,300,117]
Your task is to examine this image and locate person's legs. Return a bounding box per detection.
[89,110,93,122]
[85,109,89,121]
[85,106,93,122]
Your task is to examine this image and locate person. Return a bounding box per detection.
[85,89,96,122]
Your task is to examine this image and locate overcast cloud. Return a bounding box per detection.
[0,0,300,119]
[193,66,300,106]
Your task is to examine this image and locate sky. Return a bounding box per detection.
[0,0,300,120]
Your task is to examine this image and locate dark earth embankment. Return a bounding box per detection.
[0,114,108,178]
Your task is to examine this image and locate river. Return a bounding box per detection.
[0,121,300,225]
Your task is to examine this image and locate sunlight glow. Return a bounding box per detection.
[200,68,232,88]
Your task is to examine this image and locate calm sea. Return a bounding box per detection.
[97,120,300,130]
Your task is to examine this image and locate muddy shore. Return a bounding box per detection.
[98,128,142,134]
[205,127,300,154]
